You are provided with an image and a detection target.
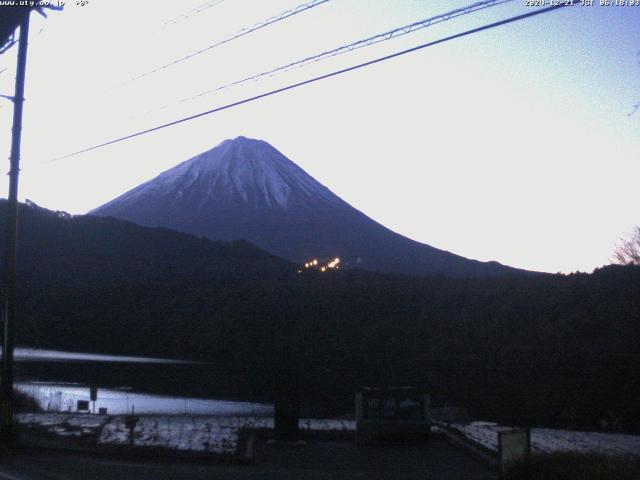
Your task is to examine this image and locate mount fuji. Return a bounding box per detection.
[90,136,523,277]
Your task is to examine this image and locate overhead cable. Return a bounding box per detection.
[51,4,573,162]
[161,0,227,29]
[131,0,330,83]
[176,0,515,105]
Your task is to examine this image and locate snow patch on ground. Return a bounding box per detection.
[447,422,640,457]
[16,413,356,456]
[98,416,131,445]
[16,413,109,438]
[132,416,238,454]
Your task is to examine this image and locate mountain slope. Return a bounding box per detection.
[91,136,525,277]
[4,201,640,434]
[0,200,295,358]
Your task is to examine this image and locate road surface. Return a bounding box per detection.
[0,438,497,479]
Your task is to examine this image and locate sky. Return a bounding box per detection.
[0,0,638,274]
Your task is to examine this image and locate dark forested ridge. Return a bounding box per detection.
[1,200,639,433]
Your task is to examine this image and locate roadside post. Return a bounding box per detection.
[90,385,97,414]
[0,10,30,446]
[498,428,531,478]
[273,367,300,442]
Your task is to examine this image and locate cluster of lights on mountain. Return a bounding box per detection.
[298,257,340,273]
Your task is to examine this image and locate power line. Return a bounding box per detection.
[140,0,515,119]
[51,4,573,163]
[0,35,17,55]
[130,0,330,83]
[177,0,515,106]
[161,0,227,29]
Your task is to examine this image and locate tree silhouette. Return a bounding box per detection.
[613,226,640,265]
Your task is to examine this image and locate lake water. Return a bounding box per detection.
[16,382,273,416]
[12,348,274,416]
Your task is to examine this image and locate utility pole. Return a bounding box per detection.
[0,11,30,446]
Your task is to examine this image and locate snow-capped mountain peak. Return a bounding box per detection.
[91,136,523,277]
[107,136,340,211]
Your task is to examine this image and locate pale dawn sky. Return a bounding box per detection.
[0,0,638,274]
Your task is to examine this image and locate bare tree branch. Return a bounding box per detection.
[613,226,640,265]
